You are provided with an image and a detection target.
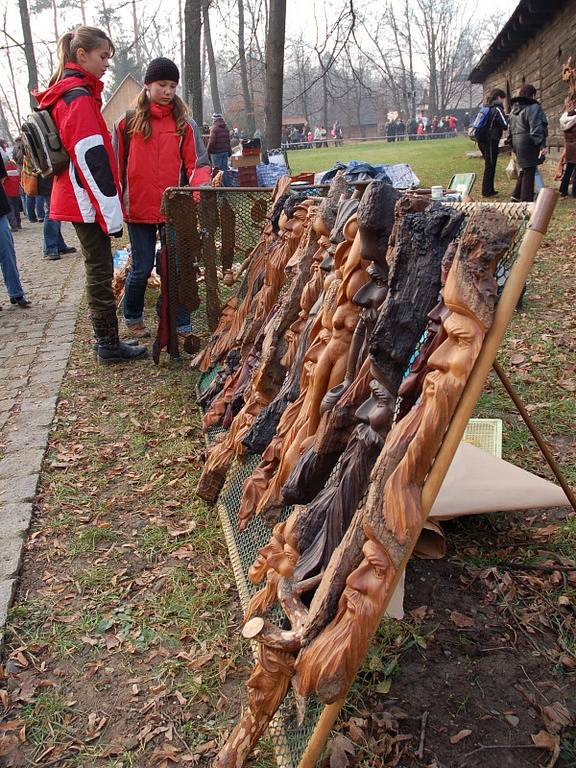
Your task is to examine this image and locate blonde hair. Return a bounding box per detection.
[50,26,115,86]
[129,88,189,141]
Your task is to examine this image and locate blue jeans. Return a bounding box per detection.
[125,223,190,329]
[40,195,67,254]
[0,215,25,299]
[211,152,229,171]
[25,195,45,222]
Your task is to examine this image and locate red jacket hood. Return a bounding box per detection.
[35,64,104,110]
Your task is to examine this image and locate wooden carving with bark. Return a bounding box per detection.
[196,201,320,503]
[296,210,515,705]
[237,210,365,530]
[245,202,463,628]
[213,208,515,768]
[282,190,432,507]
[200,195,308,432]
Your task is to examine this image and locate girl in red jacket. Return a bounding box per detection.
[114,57,211,338]
[36,26,146,364]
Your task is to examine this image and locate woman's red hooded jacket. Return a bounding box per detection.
[35,64,124,236]
[113,104,211,224]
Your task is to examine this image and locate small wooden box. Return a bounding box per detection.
[238,166,258,187]
[231,154,260,168]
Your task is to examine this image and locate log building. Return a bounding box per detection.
[469,0,576,148]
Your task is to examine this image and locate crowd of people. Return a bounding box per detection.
[475,84,549,203]
[281,122,343,149]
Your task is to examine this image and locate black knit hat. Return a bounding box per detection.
[144,57,180,85]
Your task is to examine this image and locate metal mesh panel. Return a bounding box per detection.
[201,200,534,768]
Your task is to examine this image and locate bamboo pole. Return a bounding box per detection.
[297,188,559,768]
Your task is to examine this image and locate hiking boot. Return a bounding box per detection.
[125,322,151,339]
[91,311,148,365]
[10,296,31,308]
[59,246,77,255]
[44,251,61,260]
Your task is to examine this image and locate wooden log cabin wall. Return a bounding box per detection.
[469,0,576,149]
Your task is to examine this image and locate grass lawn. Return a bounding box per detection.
[287,135,494,189]
[0,153,575,767]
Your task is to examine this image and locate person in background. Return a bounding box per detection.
[320,125,328,147]
[37,176,77,259]
[314,126,321,148]
[396,117,405,141]
[36,25,147,364]
[508,83,548,202]
[19,150,45,223]
[207,113,232,173]
[559,107,576,198]
[307,129,313,145]
[478,88,508,198]
[0,152,30,308]
[0,143,22,231]
[114,56,210,338]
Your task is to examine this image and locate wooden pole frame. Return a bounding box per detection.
[298,188,559,768]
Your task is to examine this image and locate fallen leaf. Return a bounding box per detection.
[449,611,475,628]
[450,729,472,744]
[505,714,519,727]
[510,353,527,365]
[542,702,572,733]
[326,733,355,767]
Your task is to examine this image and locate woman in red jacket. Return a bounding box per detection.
[36,26,146,364]
[114,58,211,338]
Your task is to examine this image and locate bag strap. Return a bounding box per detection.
[122,109,135,191]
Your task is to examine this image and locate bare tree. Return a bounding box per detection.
[263,0,286,148]
[185,0,203,123]
[0,96,14,140]
[237,0,255,132]
[3,14,23,127]
[18,0,38,108]
[202,0,222,114]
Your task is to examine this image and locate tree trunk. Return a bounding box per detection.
[0,96,14,141]
[202,0,222,114]
[184,0,203,124]
[238,0,255,133]
[51,0,59,45]
[80,0,86,25]
[178,0,185,88]
[18,0,38,109]
[131,0,141,71]
[406,0,416,118]
[101,0,113,40]
[264,0,286,149]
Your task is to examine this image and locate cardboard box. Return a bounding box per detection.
[231,154,260,168]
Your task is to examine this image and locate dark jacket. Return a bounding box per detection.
[207,118,232,156]
[560,111,576,163]
[485,103,508,142]
[508,97,548,169]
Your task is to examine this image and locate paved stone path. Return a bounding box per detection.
[0,219,84,643]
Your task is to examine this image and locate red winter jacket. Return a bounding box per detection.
[2,158,20,197]
[35,64,123,236]
[113,104,212,224]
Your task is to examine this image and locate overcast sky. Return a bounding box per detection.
[2,0,520,131]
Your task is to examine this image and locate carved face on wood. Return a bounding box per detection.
[354,371,395,436]
[352,261,389,317]
[425,312,483,391]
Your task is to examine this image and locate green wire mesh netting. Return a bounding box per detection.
[198,199,533,767]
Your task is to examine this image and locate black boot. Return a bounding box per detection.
[91,311,148,365]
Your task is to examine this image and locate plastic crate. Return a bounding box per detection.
[463,418,503,458]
